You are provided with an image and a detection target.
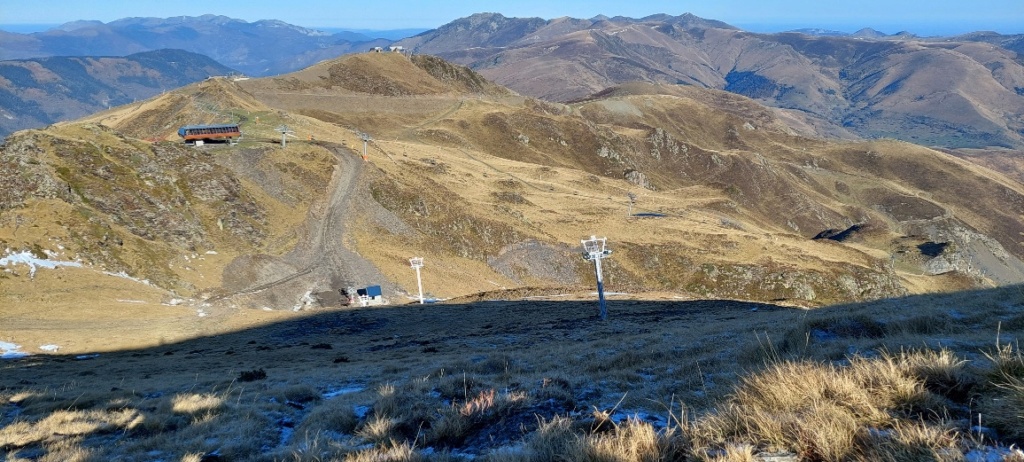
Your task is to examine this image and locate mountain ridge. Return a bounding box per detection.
[4,12,1024,151]
[0,15,392,76]
[397,12,1024,150]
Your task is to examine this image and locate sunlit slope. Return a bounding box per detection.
[235,53,1024,303]
[4,52,1024,309]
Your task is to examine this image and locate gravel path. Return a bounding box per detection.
[213,142,397,308]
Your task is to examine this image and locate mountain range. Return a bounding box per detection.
[0,14,390,76]
[0,49,236,136]
[397,13,1024,150]
[2,13,1024,153]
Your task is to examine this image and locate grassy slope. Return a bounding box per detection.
[2,284,1024,460]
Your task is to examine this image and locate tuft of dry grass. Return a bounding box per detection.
[981,340,1024,442]
[430,388,529,446]
[171,392,224,416]
[691,350,964,461]
[583,419,690,461]
[854,419,961,462]
[490,416,582,462]
[0,407,143,449]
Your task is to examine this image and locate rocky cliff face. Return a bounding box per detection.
[905,219,1024,285]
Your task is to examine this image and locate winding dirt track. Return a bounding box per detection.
[212,142,394,306]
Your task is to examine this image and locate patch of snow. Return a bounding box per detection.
[1,341,29,359]
[966,447,1024,462]
[485,443,527,459]
[197,309,208,317]
[39,344,60,352]
[75,353,100,360]
[611,410,669,430]
[205,250,218,255]
[0,250,82,277]
[323,385,365,399]
[117,299,147,304]
[294,291,315,311]
[353,405,371,419]
[103,270,152,285]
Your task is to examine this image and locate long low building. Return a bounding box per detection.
[178,124,241,142]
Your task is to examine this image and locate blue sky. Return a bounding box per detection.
[3,0,1022,36]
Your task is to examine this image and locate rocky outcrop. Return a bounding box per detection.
[906,219,1024,284]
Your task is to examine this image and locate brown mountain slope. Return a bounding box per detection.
[251,53,510,97]
[4,52,1024,313]
[397,13,1024,150]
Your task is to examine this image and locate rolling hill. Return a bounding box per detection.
[4,12,1023,153]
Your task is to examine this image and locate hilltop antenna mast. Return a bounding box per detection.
[627,192,637,217]
[276,124,296,147]
[409,257,425,304]
[581,235,613,320]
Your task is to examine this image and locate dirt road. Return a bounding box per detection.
[214,142,396,308]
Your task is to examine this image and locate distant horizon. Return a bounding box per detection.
[2,14,1022,39]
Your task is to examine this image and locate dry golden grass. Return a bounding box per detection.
[3,283,1024,460]
[691,351,957,461]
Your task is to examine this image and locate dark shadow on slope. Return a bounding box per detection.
[2,285,1023,458]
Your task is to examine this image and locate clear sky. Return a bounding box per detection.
[2,0,1022,36]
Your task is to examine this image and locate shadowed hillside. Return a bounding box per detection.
[2,284,1024,460]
